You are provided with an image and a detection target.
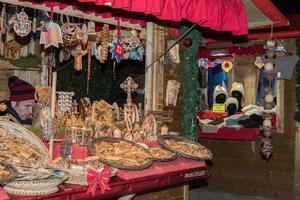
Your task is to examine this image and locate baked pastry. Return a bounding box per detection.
[148,147,177,161]
[159,135,212,160]
[89,138,153,169]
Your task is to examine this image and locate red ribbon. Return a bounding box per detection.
[86,166,111,196]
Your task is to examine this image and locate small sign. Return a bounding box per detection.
[213,103,225,112]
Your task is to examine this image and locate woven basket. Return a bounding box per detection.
[66,167,118,186]
[0,162,18,185]
[0,120,50,166]
[66,172,88,185]
[4,185,58,196]
[5,178,65,190]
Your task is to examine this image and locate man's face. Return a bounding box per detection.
[11,99,34,120]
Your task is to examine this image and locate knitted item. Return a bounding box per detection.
[8,76,35,101]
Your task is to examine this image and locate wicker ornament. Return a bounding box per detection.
[35,86,52,106]
[97,24,113,63]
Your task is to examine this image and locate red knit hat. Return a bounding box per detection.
[8,76,35,101]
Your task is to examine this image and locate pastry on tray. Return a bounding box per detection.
[148,147,177,161]
[88,137,153,170]
[159,135,213,160]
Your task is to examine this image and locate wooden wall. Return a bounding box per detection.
[0,69,41,100]
[199,39,297,199]
[162,29,183,133]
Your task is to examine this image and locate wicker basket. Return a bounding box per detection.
[4,185,58,196]
[3,178,64,196]
[0,162,18,185]
[0,120,50,167]
[66,167,118,186]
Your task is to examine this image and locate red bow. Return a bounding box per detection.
[86,166,111,196]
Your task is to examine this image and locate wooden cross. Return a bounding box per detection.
[120,76,138,103]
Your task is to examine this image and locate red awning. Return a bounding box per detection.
[25,0,248,35]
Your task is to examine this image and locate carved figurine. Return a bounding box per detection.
[166,80,180,107]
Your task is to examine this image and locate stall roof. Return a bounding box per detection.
[0,0,249,35]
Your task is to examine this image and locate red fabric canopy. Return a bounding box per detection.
[25,0,248,35]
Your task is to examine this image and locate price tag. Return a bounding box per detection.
[185,170,206,178]
[213,103,225,112]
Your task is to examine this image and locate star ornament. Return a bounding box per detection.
[110,38,124,63]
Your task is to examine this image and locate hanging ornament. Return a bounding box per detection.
[110,38,124,63]
[73,47,83,71]
[254,56,264,69]
[57,91,74,115]
[97,24,113,63]
[130,46,144,61]
[81,23,88,45]
[95,45,102,62]
[221,59,233,72]
[13,9,32,37]
[183,38,192,47]
[87,21,96,34]
[61,15,78,43]
[40,21,63,49]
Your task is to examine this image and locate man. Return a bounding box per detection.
[0,76,35,125]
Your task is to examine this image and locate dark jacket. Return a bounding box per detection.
[0,100,32,125]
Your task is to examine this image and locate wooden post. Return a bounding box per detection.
[49,71,57,160]
[144,22,154,113]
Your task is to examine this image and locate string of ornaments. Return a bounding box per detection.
[57,91,74,115]
[260,38,277,160]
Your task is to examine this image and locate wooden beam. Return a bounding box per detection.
[0,0,144,31]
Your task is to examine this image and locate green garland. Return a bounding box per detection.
[180,26,203,141]
[295,39,300,122]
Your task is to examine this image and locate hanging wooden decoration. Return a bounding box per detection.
[73,44,83,71]
[81,23,88,46]
[14,9,32,37]
[61,15,78,43]
[221,59,233,72]
[97,24,113,63]
[260,38,278,160]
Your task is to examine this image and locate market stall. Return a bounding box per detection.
[0,0,248,198]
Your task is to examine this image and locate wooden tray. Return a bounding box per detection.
[88,137,153,170]
[148,147,177,162]
[158,135,213,161]
[0,162,18,185]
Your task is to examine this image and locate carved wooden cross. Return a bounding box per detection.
[120,76,138,103]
